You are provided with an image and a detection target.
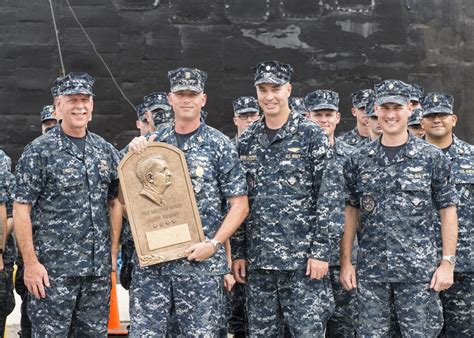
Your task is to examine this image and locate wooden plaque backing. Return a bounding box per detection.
[118,143,205,267]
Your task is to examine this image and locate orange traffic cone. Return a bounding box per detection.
[108,272,128,336]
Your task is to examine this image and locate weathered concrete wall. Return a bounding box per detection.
[1,0,473,163]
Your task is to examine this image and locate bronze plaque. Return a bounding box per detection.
[118,142,205,267]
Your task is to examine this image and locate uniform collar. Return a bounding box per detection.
[256,111,300,148]
[368,133,419,166]
[55,123,99,159]
[445,135,466,160]
[166,121,207,152]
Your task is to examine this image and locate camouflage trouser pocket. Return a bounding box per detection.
[0,268,16,317]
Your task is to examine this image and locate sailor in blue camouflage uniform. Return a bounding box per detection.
[12,72,122,337]
[409,83,424,109]
[228,95,260,337]
[127,67,249,337]
[231,96,260,147]
[40,104,57,134]
[305,89,357,337]
[232,61,335,337]
[364,94,383,142]
[0,150,15,338]
[288,96,308,117]
[420,92,473,337]
[337,89,372,148]
[407,108,425,138]
[142,91,174,133]
[340,80,459,337]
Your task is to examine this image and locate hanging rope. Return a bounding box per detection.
[64,0,136,110]
[48,0,65,76]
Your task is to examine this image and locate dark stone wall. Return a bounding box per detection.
[1,0,473,164]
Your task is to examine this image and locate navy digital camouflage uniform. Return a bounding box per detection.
[232,60,336,337]
[420,93,473,337]
[0,150,15,337]
[12,73,121,337]
[305,89,358,337]
[227,95,261,336]
[344,80,458,337]
[337,89,373,148]
[129,67,247,337]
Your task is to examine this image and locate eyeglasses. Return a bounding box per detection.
[236,113,259,120]
[423,113,452,120]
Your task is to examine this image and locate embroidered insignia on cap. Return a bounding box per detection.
[433,95,438,103]
[266,65,271,71]
[388,83,394,90]
[185,72,191,79]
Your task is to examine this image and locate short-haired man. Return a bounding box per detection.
[232,61,335,336]
[13,72,122,336]
[128,67,249,336]
[421,92,473,337]
[407,107,425,138]
[40,105,57,134]
[340,80,459,336]
[338,89,372,147]
[305,89,357,337]
[232,96,260,147]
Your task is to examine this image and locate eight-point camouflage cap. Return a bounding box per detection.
[135,103,147,121]
[305,90,339,112]
[365,95,377,117]
[409,84,424,102]
[408,108,424,126]
[374,79,411,105]
[40,105,55,123]
[51,76,63,98]
[143,92,171,112]
[288,97,307,116]
[351,89,375,109]
[420,92,454,115]
[56,72,95,96]
[254,60,293,86]
[168,67,207,93]
[232,96,259,115]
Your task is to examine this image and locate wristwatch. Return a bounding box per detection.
[205,239,222,253]
[442,255,456,266]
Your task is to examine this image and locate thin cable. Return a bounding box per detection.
[48,0,66,76]
[64,0,136,110]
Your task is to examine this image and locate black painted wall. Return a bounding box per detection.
[1,0,473,164]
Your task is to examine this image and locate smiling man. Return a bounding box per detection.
[340,80,459,337]
[128,67,249,337]
[421,92,473,337]
[12,72,122,336]
[232,61,335,336]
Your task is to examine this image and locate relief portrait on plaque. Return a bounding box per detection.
[135,154,172,206]
[119,143,204,267]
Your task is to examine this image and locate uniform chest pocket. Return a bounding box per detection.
[190,161,215,195]
[278,155,311,190]
[399,179,431,210]
[454,174,473,202]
